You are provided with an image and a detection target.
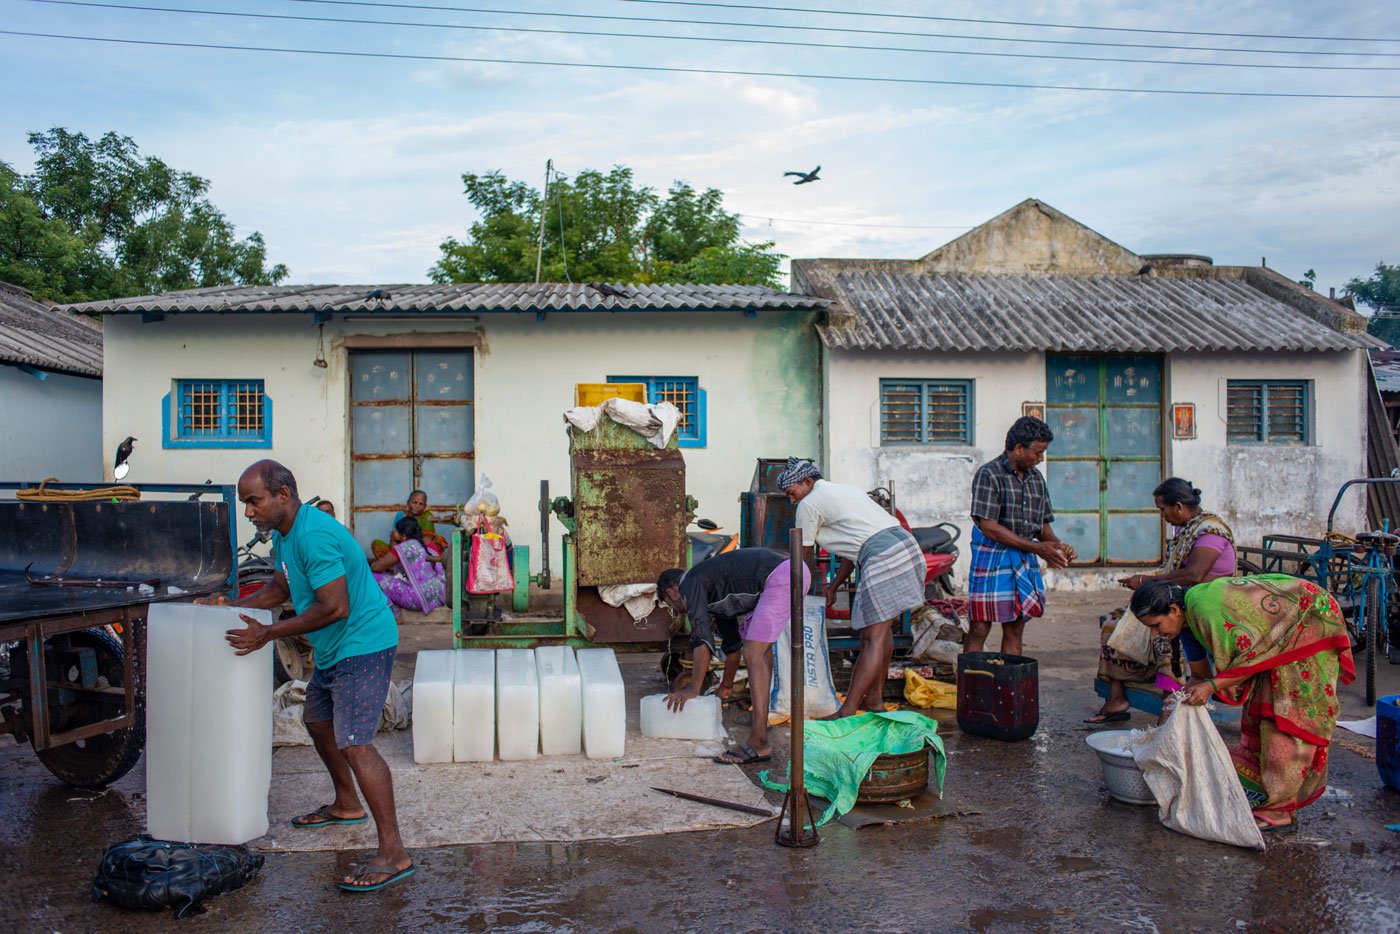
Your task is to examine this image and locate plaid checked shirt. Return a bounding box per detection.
[970,453,1054,540]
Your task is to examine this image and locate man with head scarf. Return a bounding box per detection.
[779,457,924,720]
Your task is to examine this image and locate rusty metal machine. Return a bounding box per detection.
[453,407,691,648]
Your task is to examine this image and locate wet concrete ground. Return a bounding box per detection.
[3,591,1399,932]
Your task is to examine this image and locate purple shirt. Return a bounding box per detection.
[1191,533,1236,581]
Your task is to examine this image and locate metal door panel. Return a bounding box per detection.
[415,404,474,455]
[351,459,414,549]
[1107,460,1163,509]
[1046,355,1098,404]
[414,351,473,401]
[1046,407,1099,457]
[351,405,412,455]
[1054,514,1100,564]
[1047,461,1099,511]
[1107,514,1163,564]
[1106,355,1161,403]
[1106,408,1162,457]
[352,352,411,402]
[419,458,475,505]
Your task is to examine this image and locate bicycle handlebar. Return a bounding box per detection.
[1327,476,1400,534]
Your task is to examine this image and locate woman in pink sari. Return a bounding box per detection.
[371,518,447,614]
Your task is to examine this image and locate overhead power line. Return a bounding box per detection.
[5,30,1399,99]
[27,0,1400,72]
[738,214,971,230]
[625,0,1400,44]
[286,0,1400,60]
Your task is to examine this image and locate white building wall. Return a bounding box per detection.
[0,365,103,482]
[824,346,1369,587]
[100,312,820,572]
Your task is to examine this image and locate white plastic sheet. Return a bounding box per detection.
[1131,700,1265,850]
[563,398,682,449]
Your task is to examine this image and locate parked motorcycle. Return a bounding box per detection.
[868,486,961,599]
[687,518,739,564]
[235,530,311,686]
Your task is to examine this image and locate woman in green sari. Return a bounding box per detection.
[1130,575,1355,832]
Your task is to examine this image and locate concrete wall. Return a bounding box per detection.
[0,365,103,482]
[100,311,821,573]
[916,200,1142,276]
[823,347,1369,587]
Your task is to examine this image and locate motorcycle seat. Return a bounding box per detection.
[909,526,953,552]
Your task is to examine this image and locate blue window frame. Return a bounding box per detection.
[1226,380,1311,445]
[608,376,707,448]
[163,379,273,448]
[880,378,974,445]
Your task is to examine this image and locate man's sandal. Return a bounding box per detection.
[713,741,771,765]
[337,863,415,892]
[291,805,368,828]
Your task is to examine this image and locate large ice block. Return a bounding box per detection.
[640,693,725,740]
[413,650,455,764]
[452,649,496,762]
[146,603,273,844]
[576,648,626,759]
[535,646,582,756]
[496,649,539,760]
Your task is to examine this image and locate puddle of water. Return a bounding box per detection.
[1054,855,1101,873]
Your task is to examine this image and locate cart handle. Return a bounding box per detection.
[1326,473,1400,533]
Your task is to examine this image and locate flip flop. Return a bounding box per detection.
[713,741,771,765]
[1084,709,1131,724]
[1255,814,1299,834]
[291,805,368,829]
[337,863,415,893]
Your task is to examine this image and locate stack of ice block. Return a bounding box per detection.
[535,646,583,756]
[453,649,496,762]
[577,648,627,759]
[496,649,540,760]
[640,693,725,740]
[412,650,456,764]
[146,603,273,844]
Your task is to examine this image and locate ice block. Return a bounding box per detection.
[535,646,582,756]
[412,650,455,764]
[576,648,626,759]
[640,693,725,740]
[146,603,273,845]
[452,649,496,762]
[496,649,539,760]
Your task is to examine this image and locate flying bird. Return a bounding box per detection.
[113,436,136,481]
[784,166,821,185]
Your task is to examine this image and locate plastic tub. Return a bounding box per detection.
[956,652,1039,741]
[1085,730,1155,805]
[1378,693,1400,792]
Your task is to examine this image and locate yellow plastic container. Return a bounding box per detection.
[575,382,646,407]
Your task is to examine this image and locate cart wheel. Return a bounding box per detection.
[30,628,144,789]
[1366,577,1380,706]
[273,636,310,686]
[1237,557,1264,576]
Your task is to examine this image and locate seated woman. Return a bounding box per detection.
[371,517,448,614]
[1131,576,1353,833]
[1088,478,1236,724]
[373,490,449,557]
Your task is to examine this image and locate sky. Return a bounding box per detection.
[2,0,1398,296]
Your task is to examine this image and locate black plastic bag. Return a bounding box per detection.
[93,835,264,918]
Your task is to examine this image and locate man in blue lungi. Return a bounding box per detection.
[967,417,1075,656]
[780,458,925,720]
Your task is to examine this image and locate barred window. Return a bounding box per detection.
[608,376,706,447]
[166,379,272,447]
[1226,380,1310,444]
[880,379,974,445]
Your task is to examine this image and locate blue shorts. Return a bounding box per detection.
[303,646,396,748]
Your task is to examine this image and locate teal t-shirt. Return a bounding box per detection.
[272,503,397,669]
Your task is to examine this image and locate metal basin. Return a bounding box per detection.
[1084,730,1155,805]
[856,748,929,804]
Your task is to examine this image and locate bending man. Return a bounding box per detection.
[200,460,412,892]
[658,547,811,764]
[780,457,924,720]
[967,417,1073,656]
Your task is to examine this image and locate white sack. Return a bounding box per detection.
[1131,700,1265,850]
[911,604,966,665]
[271,678,413,747]
[597,583,659,623]
[1106,608,1155,665]
[769,596,840,719]
[563,398,681,448]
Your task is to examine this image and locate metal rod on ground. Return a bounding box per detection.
[776,526,819,847]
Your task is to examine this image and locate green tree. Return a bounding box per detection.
[1,128,287,302]
[429,166,783,288]
[1346,263,1400,348]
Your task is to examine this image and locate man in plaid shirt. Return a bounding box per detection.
[967,417,1075,655]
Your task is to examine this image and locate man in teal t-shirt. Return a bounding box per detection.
[209,460,412,893]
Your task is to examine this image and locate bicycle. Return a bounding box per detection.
[1352,529,1397,706]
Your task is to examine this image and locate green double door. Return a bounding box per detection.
[1044,354,1163,566]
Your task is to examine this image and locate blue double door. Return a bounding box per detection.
[349,350,475,552]
[1044,354,1163,566]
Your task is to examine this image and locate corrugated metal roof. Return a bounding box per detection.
[66,282,826,316]
[817,271,1376,353]
[0,283,102,377]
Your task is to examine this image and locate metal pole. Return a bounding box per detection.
[776,526,818,847]
[534,159,551,283]
[538,479,551,588]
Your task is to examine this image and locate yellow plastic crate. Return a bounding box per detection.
[575,382,646,407]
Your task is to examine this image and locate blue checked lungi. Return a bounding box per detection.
[967,527,1045,625]
[851,527,925,630]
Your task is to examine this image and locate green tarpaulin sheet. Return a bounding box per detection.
[761,710,947,826]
